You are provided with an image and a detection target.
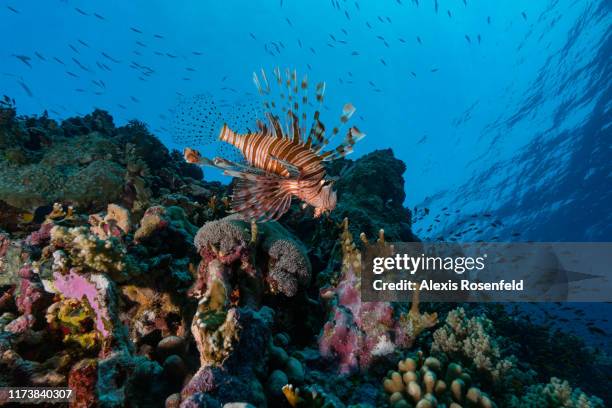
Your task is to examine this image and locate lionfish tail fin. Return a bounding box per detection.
[231,176,293,221]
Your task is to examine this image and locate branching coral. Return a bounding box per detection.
[319,218,437,374]
[431,308,512,383]
[383,354,495,408]
[509,377,604,408]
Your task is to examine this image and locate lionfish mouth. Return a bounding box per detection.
[183,147,202,164]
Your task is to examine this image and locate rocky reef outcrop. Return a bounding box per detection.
[0,105,608,407]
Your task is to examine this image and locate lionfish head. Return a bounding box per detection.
[313,180,337,218]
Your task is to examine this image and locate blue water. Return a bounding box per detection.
[1,0,611,394]
[2,0,609,242]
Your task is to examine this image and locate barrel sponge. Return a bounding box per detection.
[193,218,249,255]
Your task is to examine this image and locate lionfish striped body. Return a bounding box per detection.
[185,68,365,221]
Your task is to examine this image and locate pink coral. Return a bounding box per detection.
[25,222,54,246]
[318,263,396,373]
[52,269,112,337]
[318,219,437,374]
[5,265,51,333]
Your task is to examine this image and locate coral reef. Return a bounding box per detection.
[50,225,142,282]
[0,108,225,234]
[508,377,604,408]
[383,354,495,408]
[431,308,513,384]
[319,219,437,374]
[0,107,607,407]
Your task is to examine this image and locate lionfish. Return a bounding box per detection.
[184,67,365,221]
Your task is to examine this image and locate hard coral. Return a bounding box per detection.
[50,225,141,282]
[509,377,604,408]
[319,219,437,374]
[260,221,311,297]
[193,217,250,258]
[192,216,311,302]
[121,285,184,343]
[5,264,52,333]
[383,354,495,408]
[68,358,98,408]
[431,308,512,383]
[89,203,131,240]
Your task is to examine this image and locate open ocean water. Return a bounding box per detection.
[1,0,611,406]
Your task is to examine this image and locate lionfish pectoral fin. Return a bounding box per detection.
[270,155,301,178]
[231,177,292,221]
[211,157,267,177]
[219,123,253,145]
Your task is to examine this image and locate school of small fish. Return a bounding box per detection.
[2,1,531,128]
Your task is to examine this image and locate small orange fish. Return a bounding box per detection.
[185,67,365,221]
